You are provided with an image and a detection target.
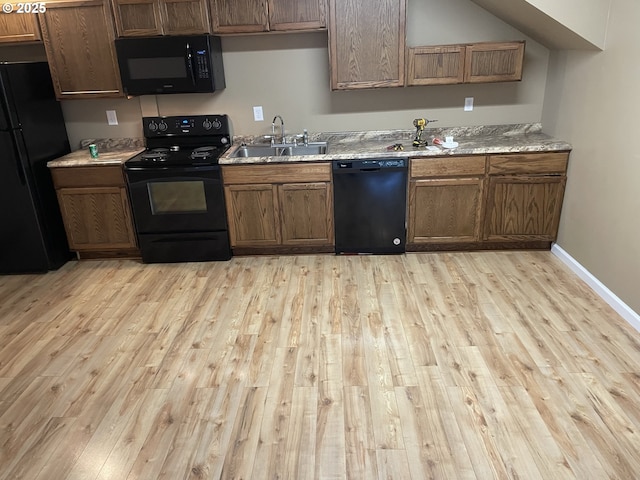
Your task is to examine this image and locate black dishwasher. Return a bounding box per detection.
[333,158,408,254]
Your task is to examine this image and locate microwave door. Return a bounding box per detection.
[115,35,223,95]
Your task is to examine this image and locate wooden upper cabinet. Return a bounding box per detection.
[329,0,406,89]
[268,0,326,31]
[210,0,324,33]
[210,0,270,33]
[0,5,41,43]
[407,45,465,86]
[112,0,163,36]
[407,41,525,86]
[464,41,525,83]
[113,0,210,36]
[39,0,123,99]
[161,0,210,35]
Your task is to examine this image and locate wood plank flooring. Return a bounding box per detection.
[1,251,639,479]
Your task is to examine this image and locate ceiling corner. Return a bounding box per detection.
[469,0,609,50]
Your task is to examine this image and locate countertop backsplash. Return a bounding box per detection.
[79,138,145,150]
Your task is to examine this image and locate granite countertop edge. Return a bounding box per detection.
[219,123,572,165]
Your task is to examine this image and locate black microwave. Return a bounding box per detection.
[114,35,225,96]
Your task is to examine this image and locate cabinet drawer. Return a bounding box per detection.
[489,152,569,175]
[410,156,486,178]
[222,163,332,185]
[51,166,125,188]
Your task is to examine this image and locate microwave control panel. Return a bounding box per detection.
[196,50,210,79]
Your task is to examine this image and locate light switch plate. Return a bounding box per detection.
[106,110,118,125]
[464,97,474,112]
[253,106,264,122]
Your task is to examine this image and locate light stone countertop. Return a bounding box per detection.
[47,138,145,168]
[219,123,572,165]
[47,148,145,168]
[45,124,572,169]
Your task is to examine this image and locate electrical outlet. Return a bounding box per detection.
[253,106,264,122]
[464,97,474,112]
[106,110,118,125]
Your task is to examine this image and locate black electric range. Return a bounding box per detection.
[126,115,231,167]
[124,115,232,263]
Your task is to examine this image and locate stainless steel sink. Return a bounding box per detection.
[232,142,328,158]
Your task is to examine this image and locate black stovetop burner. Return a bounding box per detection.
[125,115,231,169]
[133,145,225,165]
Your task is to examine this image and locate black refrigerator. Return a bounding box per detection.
[0,61,72,274]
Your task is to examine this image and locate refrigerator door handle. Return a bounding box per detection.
[0,68,17,129]
[9,129,28,185]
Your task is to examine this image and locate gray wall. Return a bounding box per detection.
[542,0,640,313]
[59,0,550,147]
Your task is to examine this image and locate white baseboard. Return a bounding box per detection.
[551,244,640,332]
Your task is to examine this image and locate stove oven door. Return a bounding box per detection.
[125,165,231,262]
[125,165,228,235]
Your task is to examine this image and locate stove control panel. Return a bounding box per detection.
[143,115,230,137]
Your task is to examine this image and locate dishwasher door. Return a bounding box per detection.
[333,158,408,254]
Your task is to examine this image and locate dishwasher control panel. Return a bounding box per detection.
[334,158,407,169]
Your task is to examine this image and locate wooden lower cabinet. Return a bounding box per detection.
[484,175,566,241]
[222,163,333,252]
[279,182,333,245]
[50,165,138,257]
[224,184,280,246]
[408,151,569,251]
[484,152,568,242]
[409,178,483,242]
[408,156,485,245]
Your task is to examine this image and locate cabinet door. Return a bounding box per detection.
[39,0,123,99]
[57,187,137,250]
[0,5,41,43]
[329,0,406,89]
[279,182,333,245]
[408,178,483,243]
[484,175,566,241]
[113,0,163,37]
[210,0,268,33]
[268,0,325,31]
[406,45,465,86]
[160,0,210,35]
[224,184,280,246]
[464,41,525,83]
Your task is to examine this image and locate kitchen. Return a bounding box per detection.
[1,0,640,478]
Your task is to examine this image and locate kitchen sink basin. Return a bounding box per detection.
[232,142,328,158]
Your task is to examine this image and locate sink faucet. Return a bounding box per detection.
[272,115,285,145]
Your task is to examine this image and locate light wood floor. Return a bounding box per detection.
[1,252,639,479]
